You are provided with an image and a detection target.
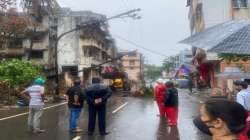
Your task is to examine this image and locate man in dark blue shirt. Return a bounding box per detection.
[66,78,85,133]
[85,77,112,136]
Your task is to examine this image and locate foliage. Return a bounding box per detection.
[0,59,43,88]
[0,0,12,11]
[144,64,162,81]
[218,53,250,63]
[21,0,58,18]
[162,56,175,73]
[0,8,29,49]
[143,86,154,97]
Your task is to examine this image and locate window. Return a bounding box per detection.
[232,0,248,8]
[129,60,135,66]
[30,51,44,59]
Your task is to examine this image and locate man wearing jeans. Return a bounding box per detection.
[66,78,85,133]
[20,77,46,133]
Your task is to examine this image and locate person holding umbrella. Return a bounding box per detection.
[85,77,112,136]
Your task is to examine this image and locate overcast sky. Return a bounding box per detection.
[57,0,190,65]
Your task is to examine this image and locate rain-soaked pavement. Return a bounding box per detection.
[0,90,210,140]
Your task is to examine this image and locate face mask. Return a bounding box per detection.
[193,116,214,136]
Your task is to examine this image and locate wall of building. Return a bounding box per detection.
[58,16,80,73]
[202,0,231,28]
[121,51,143,83]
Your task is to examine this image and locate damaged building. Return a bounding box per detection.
[57,8,117,86]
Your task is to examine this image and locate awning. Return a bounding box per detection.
[179,20,250,49]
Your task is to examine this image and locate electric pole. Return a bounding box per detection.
[54,8,141,96]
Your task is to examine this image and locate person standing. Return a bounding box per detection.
[187,73,193,94]
[66,78,85,133]
[234,81,250,111]
[154,79,166,117]
[234,81,250,140]
[164,81,178,126]
[193,99,248,140]
[85,77,112,136]
[20,77,46,133]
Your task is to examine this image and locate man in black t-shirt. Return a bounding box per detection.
[66,78,85,133]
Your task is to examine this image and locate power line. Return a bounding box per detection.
[113,34,168,57]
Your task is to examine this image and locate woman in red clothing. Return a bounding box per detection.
[154,79,166,117]
[164,81,178,126]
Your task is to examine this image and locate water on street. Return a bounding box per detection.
[0,90,210,140]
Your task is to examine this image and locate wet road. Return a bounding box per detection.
[0,90,210,140]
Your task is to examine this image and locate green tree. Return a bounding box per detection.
[0,59,42,88]
[162,57,175,73]
[144,64,162,81]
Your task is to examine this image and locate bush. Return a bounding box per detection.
[0,59,43,89]
[144,86,154,97]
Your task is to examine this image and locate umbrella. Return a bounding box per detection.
[180,20,250,50]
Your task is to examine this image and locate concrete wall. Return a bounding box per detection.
[121,51,143,82]
[202,0,231,28]
[58,16,80,73]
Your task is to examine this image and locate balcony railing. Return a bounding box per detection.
[81,57,101,67]
[23,42,48,50]
[0,48,25,56]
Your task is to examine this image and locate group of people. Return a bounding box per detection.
[20,77,112,136]
[154,79,179,126]
[153,78,250,140]
[20,76,250,139]
[194,80,250,140]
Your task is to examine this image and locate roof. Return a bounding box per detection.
[59,8,106,21]
[180,20,250,49]
[209,24,250,55]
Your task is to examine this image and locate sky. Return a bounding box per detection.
[57,0,191,66]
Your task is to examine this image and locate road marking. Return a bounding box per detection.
[0,102,67,121]
[112,102,128,114]
[72,136,81,140]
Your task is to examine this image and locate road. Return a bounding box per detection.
[0,90,210,140]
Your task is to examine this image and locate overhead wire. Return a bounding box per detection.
[113,34,168,57]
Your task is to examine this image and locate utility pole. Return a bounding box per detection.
[54,9,141,96]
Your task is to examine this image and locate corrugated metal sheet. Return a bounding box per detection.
[209,24,250,54]
[180,20,250,49]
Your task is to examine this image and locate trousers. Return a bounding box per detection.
[165,106,178,126]
[69,108,82,131]
[28,105,43,131]
[88,105,106,133]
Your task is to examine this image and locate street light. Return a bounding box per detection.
[54,9,141,96]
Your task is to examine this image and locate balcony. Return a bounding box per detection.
[23,42,48,50]
[0,48,25,56]
[81,57,101,67]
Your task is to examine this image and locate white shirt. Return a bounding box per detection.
[237,89,250,111]
[26,85,45,106]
